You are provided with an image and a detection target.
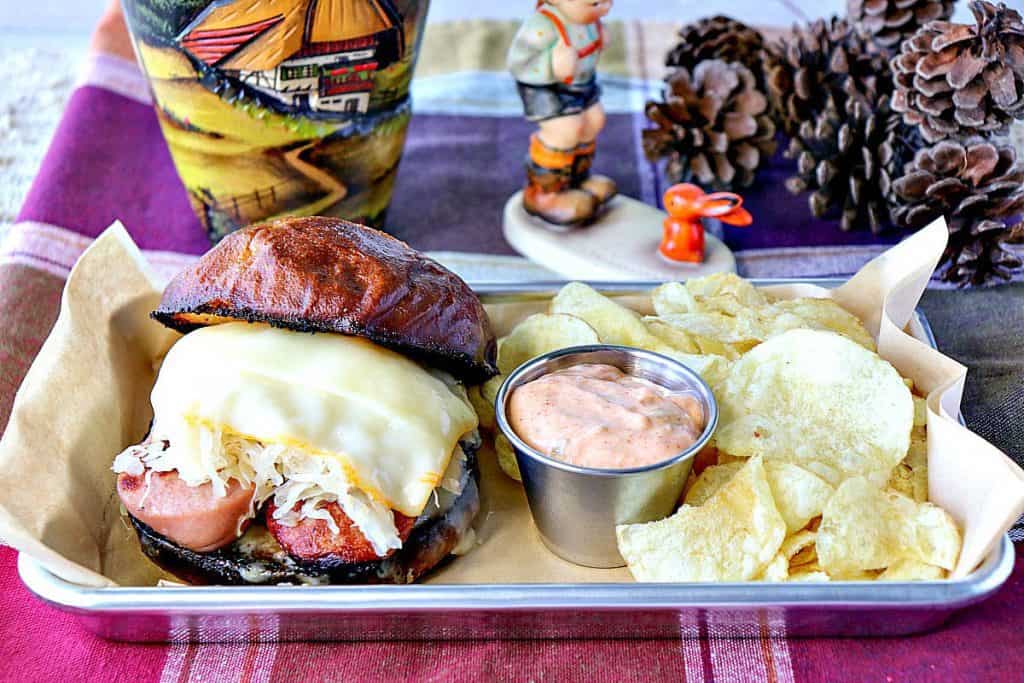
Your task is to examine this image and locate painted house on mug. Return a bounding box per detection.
[179,0,404,114]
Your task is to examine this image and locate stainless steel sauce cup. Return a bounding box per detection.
[494,345,719,568]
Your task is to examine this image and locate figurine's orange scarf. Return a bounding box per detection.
[537,6,604,84]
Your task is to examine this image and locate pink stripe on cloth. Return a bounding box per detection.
[1,221,198,283]
[679,612,711,682]
[159,641,278,683]
[705,611,791,683]
[266,639,686,681]
[76,52,152,105]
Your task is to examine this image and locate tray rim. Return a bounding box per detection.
[17,278,1012,618]
[17,536,1014,614]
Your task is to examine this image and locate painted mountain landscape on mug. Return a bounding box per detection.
[122,0,428,240]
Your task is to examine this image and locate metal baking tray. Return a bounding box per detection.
[17,280,1016,642]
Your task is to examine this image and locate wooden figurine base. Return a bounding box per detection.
[503,191,736,280]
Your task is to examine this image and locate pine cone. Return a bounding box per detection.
[942,219,1024,285]
[644,60,777,191]
[766,17,891,138]
[892,138,1024,284]
[666,16,766,85]
[784,94,913,232]
[847,0,954,50]
[892,1,1024,143]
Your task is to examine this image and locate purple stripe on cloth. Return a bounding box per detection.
[16,86,210,255]
[17,87,903,258]
[719,140,903,250]
[388,114,642,254]
[389,116,904,254]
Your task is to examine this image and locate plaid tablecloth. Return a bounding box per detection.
[2,15,1024,683]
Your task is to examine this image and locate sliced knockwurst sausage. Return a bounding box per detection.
[117,470,255,552]
[265,501,416,563]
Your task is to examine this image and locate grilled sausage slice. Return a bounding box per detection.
[265,501,416,563]
[117,470,254,552]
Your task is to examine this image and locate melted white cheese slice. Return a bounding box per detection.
[149,322,478,516]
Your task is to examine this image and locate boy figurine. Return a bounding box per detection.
[508,0,616,226]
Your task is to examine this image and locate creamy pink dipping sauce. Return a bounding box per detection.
[508,363,706,469]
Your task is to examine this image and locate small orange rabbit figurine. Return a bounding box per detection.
[660,183,752,263]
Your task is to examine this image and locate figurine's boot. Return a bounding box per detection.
[523,134,598,226]
[573,141,617,204]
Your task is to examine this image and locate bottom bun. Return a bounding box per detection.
[129,448,480,585]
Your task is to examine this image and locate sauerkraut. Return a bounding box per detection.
[113,420,468,556]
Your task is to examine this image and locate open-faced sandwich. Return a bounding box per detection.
[112,217,498,585]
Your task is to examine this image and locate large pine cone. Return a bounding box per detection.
[892,138,1024,284]
[666,16,766,85]
[892,1,1024,143]
[785,94,913,232]
[766,17,891,138]
[847,0,954,50]
[644,60,777,191]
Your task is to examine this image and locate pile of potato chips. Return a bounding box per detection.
[471,274,962,582]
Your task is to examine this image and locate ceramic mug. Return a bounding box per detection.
[121,0,430,241]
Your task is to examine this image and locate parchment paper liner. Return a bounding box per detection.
[1,219,1021,587]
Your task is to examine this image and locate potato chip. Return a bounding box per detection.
[789,543,818,568]
[909,502,962,569]
[480,374,502,413]
[652,275,766,320]
[681,469,698,502]
[616,457,786,582]
[691,445,721,477]
[781,529,818,562]
[886,464,914,500]
[878,559,946,581]
[661,352,733,391]
[685,273,768,309]
[817,478,961,578]
[478,337,507,419]
[716,451,747,466]
[494,433,521,482]
[685,460,833,533]
[715,329,914,487]
[913,396,928,427]
[907,430,928,500]
[467,385,495,431]
[699,296,761,318]
[651,298,874,360]
[549,283,721,367]
[787,567,830,582]
[651,281,699,316]
[764,298,876,350]
[887,429,928,502]
[498,313,600,374]
[550,282,660,348]
[764,462,835,534]
[688,335,744,359]
[756,553,789,582]
[652,312,765,345]
[642,317,700,354]
[683,462,743,506]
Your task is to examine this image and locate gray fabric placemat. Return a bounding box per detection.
[920,285,1024,465]
[920,283,1024,536]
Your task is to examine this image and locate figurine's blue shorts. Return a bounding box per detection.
[516,80,602,122]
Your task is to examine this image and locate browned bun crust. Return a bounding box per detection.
[152,217,498,382]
